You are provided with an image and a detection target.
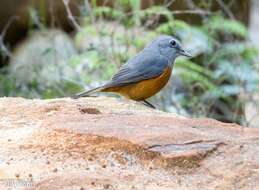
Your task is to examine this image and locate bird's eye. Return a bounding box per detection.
[169,40,176,47]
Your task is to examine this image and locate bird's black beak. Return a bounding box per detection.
[179,48,192,58]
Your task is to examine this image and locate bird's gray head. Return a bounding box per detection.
[145,35,192,61]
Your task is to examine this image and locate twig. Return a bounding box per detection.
[216,0,235,19]
[163,0,176,8]
[49,0,56,28]
[184,0,210,19]
[0,16,18,40]
[84,0,95,24]
[0,16,18,58]
[171,10,212,15]
[62,0,81,31]
[185,0,199,10]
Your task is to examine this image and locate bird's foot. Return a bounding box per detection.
[141,100,156,109]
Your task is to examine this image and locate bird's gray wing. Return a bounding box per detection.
[104,51,169,87]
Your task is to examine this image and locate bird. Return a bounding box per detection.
[73,35,191,108]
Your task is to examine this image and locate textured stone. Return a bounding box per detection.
[0,97,258,190]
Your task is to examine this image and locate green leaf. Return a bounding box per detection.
[175,59,216,91]
[205,16,248,38]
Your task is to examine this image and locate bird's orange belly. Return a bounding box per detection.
[103,67,172,100]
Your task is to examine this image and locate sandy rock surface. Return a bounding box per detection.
[0,97,258,190]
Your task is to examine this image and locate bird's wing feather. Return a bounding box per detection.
[104,51,169,87]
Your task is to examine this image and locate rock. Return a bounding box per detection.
[8,29,80,98]
[245,94,259,128]
[0,97,258,190]
[9,29,77,84]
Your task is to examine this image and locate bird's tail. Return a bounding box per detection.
[72,86,104,99]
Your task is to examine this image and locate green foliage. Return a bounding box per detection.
[93,6,124,20]
[205,16,248,38]
[175,58,216,91]
[172,16,258,123]
[138,6,173,20]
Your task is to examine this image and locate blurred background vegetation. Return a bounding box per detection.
[0,0,258,127]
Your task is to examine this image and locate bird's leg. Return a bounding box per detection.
[142,100,156,109]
